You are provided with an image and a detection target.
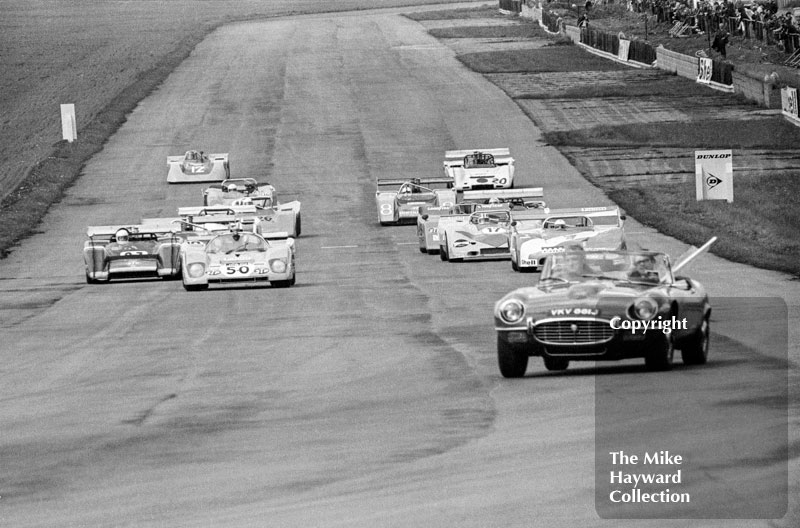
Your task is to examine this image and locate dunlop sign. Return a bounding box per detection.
[696,58,713,84]
[781,87,799,125]
[695,150,733,202]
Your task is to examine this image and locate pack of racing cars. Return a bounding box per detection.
[375,149,717,379]
[83,153,299,290]
[85,146,717,376]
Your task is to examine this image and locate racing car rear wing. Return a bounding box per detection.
[86,224,177,237]
[177,205,257,217]
[461,187,543,201]
[167,153,228,163]
[376,177,454,190]
[444,148,513,167]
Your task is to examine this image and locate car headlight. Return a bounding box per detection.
[632,297,658,320]
[187,262,205,278]
[269,259,287,273]
[498,300,525,324]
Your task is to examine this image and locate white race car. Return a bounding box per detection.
[443,148,514,190]
[417,188,545,254]
[375,177,455,226]
[181,230,295,291]
[167,150,230,184]
[508,206,627,272]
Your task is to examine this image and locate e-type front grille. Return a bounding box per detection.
[532,319,614,345]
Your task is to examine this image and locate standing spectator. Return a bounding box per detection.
[712,25,729,57]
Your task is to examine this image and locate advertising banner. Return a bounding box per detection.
[618,39,630,62]
[695,150,733,202]
[696,58,712,84]
[781,87,798,122]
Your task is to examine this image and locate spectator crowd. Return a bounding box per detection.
[627,0,800,55]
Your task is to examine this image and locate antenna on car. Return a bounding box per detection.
[672,237,718,275]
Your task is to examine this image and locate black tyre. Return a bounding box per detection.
[498,335,529,378]
[427,248,439,255]
[85,273,102,284]
[419,245,427,254]
[296,213,302,237]
[440,236,449,261]
[543,356,569,371]
[272,272,295,288]
[681,316,709,365]
[645,333,674,371]
[511,258,519,272]
[183,282,208,291]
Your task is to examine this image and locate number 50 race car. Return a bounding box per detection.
[181,230,296,291]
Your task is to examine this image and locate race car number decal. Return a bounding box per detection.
[190,165,207,173]
[380,203,393,216]
[121,250,147,256]
[226,264,250,275]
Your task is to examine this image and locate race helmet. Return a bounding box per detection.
[115,228,130,243]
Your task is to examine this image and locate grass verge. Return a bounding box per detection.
[0,34,205,258]
[424,8,800,277]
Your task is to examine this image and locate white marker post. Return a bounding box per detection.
[695,149,733,203]
[60,104,77,142]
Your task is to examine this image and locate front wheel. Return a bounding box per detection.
[183,283,208,291]
[440,236,449,261]
[85,272,103,285]
[498,335,529,378]
[272,273,295,288]
[511,259,519,272]
[645,333,674,371]
[294,213,302,237]
[681,316,709,365]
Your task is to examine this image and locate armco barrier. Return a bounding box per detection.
[656,46,699,79]
[516,7,790,109]
[499,0,522,14]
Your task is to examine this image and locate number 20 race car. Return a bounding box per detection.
[443,148,515,190]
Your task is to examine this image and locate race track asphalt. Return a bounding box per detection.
[0,7,797,527]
